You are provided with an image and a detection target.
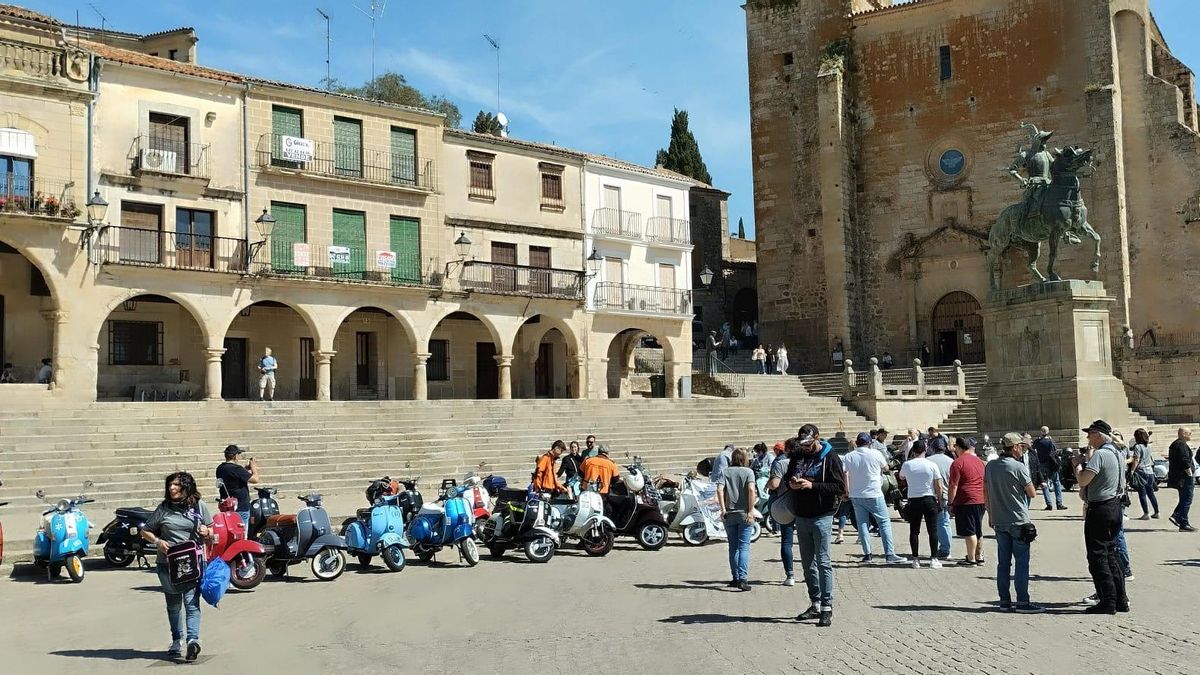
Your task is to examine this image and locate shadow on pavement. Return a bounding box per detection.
[875,602,1078,616]
[49,648,169,662]
[659,613,795,625]
[1161,559,1200,567]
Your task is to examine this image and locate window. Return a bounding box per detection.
[467,150,495,200]
[1,154,33,203]
[271,106,304,168]
[108,320,163,366]
[939,45,952,81]
[333,116,362,178]
[270,202,306,273]
[175,208,215,269]
[538,161,564,210]
[491,241,517,292]
[120,201,163,263]
[168,48,178,61]
[529,246,551,294]
[388,215,421,284]
[782,52,794,66]
[332,209,367,277]
[390,126,418,185]
[428,339,449,381]
[148,112,189,174]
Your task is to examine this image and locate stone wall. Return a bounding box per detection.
[1117,347,1200,423]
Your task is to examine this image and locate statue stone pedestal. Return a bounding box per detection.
[976,280,1130,439]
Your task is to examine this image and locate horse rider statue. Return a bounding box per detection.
[1007,123,1083,244]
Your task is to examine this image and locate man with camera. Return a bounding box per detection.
[215,444,260,526]
[1073,420,1130,614]
[983,432,1043,613]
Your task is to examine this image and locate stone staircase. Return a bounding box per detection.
[0,396,873,559]
[932,365,989,435]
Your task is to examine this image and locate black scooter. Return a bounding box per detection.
[96,506,156,568]
[604,464,669,551]
[248,486,280,539]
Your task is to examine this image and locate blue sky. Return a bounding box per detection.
[25,1,1200,240]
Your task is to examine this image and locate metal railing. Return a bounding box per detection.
[96,226,249,272]
[692,352,746,397]
[256,133,436,191]
[591,207,641,238]
[133,135,210,178]
[645,216,691,245]
[469,184,496,201]
[540,196,566,211]
[594,282,691,315]
[460,261,583,300]
[0,173,79,218]
[256,239,428,285]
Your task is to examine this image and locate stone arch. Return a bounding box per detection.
[98,289,213,346]
[424,307,508,400]
[930,290,983,365]
[0,238,58,385]
[421,304,505,352]
[0,235,60,304]
[221,300,321,400]
[512,314,585,399]
[219,297,322,348]
[94,294,210,400]
[603,327,675,399]
[329,305,417,401]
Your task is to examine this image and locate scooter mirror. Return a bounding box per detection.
[35,489,46,500]
[83,480,95,489]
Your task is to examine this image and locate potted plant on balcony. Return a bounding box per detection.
[43,195,59,217]
[59,201,79,220]
[31,192,45,213]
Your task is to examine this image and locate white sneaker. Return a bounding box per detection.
[834,535,844,544]
[783,576,795,587]
[929,558,943,569]
[1082,593,1099,606]
[911,560,921,569]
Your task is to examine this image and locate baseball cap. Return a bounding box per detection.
[224,444,244,459]
[1081,419,1113,435]
[1001,432,1027,448]
[855,432,872,446]
[773,441,785,452]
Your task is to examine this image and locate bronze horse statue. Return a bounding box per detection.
[986,146,1101,290]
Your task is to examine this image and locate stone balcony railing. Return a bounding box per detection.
[842,358,967,400]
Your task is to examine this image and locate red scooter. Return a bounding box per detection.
[209,497,267,590]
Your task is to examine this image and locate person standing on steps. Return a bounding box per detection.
[1032,426,1066,510]
[705,331,722,376]
[1130,428,1159,520]
[1167,428,1195,532]
[257,347,277,401]
[983,433,1044,613]
[949,436,987,566]
[775,344,789,375]
[717,447,756,592]
[898,440,944,569]
[1073,420,1130,614]
[752,344,767,374]
[920,342,931,367]
[843,432,906,564]
[788,425,844,627]
[215,444,259,526]
[141,472,215,662]
[765,344,776,375]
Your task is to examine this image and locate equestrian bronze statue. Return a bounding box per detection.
[986,123,1101,290]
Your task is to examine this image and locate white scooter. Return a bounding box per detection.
[660,475,761,546]
[545,484,616,556]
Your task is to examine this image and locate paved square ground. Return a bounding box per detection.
[3,489,1198,674]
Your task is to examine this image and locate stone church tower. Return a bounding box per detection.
[746,0,1200,372]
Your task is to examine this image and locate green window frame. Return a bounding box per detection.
[390,126,417,186]
[333,116,362,178]
[388,215,421,284]
[332,208,367,278]
[269,202,307,273]
[271,106,303,168]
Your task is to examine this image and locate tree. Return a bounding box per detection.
[737,217,746,239]
[655,108,712,185]
[472,111,503,136]
[329,71,463,128]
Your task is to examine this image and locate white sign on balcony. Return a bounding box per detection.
[280,135,314,162]
[329,245,351,265]
[376,250,397,269]
[293,242,311,267]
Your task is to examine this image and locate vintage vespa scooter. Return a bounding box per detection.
[209,497,267,589]
[343,478,410,572]
[407,479,479,566]
[96,505,155,568]
[32,482,95,582]
[256,493,347,581]
[545,482,616,557]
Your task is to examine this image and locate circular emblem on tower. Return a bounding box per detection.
[939,149,965,176]
[926,137,972,188]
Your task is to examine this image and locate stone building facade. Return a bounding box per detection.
[746,0,1200,375]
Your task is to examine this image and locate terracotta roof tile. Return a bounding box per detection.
[86,41,243,83]
[0,3,61,25]
[444,128,584,159]
[583,153,694,184]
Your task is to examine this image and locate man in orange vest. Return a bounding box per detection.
[581,447,621,494]
[533,440,568,495]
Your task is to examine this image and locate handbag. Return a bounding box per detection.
[166,540,204,586]
[1017,522,1038,544]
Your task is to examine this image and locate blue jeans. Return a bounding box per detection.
[936,509,952,558]
[851,496,898,557]
[1134,470,1159,516]
[157,566,201,642]
[757,361,766,374]
[724,516,753,581]
[1173,479,1194,527]
[779,522,794,577]
[1041,473,1064,507]
[994,526,1031,605]
[1116,525,1131,575]
[794,515,834,608]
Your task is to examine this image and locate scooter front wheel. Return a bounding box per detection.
[311,547,346,581]
[749,520,762,544]
[459,538,480,567]
[65,554,85,583]
[682,523,709,546]
[581,529,614,557]
[636,522,668,551]
[230,553,266,590]
[382,544,406,572]
[523,537,556,563]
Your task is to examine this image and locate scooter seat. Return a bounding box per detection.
[356,508,374,520]
[116,507,153,519]
[266,514,297,527]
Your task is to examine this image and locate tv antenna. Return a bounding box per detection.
[316,8,331,89]
[88,3,109,30]
[353,0,388,83]
[483,33,501,118]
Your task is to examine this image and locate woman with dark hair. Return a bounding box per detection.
[1131,428,1160,520]
[140,472,214,661]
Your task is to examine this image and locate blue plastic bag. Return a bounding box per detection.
[199,557,230,607]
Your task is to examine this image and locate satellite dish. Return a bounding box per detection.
[496,112,508,128]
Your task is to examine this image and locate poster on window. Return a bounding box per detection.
[292,242,311,267]
[280,136,314,162]
[376,250,397,269]
[329,245,351,265]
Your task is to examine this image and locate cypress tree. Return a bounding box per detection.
[656,109,712,185]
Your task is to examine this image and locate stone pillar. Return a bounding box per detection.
[204,348,226,400]
[664,361,679,399]
[841,358,855,398]
[913,358,925,389]
[495,354,513,400]
[953,359,966,398]
[596,357,610,399]
[315,350,335,402]
[41,309,68,390]
[868,357,884,398]
[412,352,430,401]
[567,354,585,399]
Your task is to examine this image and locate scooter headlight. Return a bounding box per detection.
[56,499,70,512]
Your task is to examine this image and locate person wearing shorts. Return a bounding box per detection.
[949,436,987,565]
[257,347,277,401]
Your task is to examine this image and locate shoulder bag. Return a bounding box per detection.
[166,508,206,587]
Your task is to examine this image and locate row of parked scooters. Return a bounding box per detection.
[15,456,760,586]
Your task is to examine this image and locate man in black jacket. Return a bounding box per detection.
[1167,428,1196,532]
[787,424,846,628]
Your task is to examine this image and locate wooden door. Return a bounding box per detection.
[491,242,517,292]
[604,257,623,308]
[355,332,376,387]
[119,202,163,264]
[298,337,316,400]
[658,263,676,311]
[535,342,552,398]
[175,209,213,269]
[475,342,499,399]
[529,246,551,295]
[221,337,247,399]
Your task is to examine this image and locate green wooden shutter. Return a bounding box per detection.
[333,117,362,177]
[269,202,306,273]
[390,127,417,185]
[332,209,367,278]
[271,106,302,166]
[388,215,421,284]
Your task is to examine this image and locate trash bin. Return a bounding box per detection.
[679,375,691,399]
[649,374,665,398]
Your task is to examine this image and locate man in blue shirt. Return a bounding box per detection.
[258,347,277,401]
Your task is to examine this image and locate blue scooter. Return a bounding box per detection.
[342,487,410,572]
[33,483,95,583]
[407,478,480,566]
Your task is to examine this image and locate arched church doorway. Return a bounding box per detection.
[931,291,983,365]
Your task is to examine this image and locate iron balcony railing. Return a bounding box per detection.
[591,207,641,238]
[691,352,747,397]
[645,216,691,245]
[133,135,210,178]
[96,226,248,273]
[0,173,79,219]
[256,133,436,191]
[461,261,584,300]
[594,282,691,315]
[256,239,429,285]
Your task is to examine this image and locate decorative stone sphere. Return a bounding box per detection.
[913,358,922,367]
[869,357,878,365]
[953,359,962,367]
[844,359,853,367]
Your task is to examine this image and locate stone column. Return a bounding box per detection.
[204,348,226,400]
[953,359,966,398]
[567,354,585,399]
[41,309,68,391]
[868,358,884,398]
[412,352,431,401]
[596,357,610,399]
[841,358,855,398]
[315,350,336,402]
[664,361,679,399]
[495,354,513,400]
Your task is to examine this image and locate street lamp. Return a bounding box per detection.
[586,248,602,275]
[85,190,108,224]
[454,231,472,259]
[699,264,714,287]
[248,207,276,270]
